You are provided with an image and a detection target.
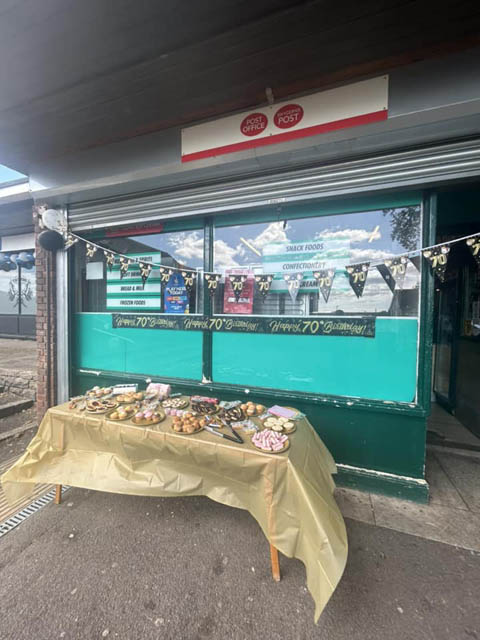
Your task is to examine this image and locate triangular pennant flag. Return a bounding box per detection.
[228,274,248,302]
[466,235,480,267]
[181,270,196,293]
[139,261,152,288]
[204,273,221,297]
[376,264,396,294]
[64,233,78,250]
[423,245,450,282]
[119,257,130,279]
[283,272,303,303]
[254,274,274,301]
[312,269,335,303]
[384,255,408,289]
[104,250,115,272]
[159,267,173,284]
[85,243,97,260]
[409,255,421,271]
[345,262,370,298]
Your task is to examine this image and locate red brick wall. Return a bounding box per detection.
[33,208,57,422]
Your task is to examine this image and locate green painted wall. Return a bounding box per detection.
[73,313,203,380]
[212,318,418,402]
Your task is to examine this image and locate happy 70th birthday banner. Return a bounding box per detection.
[112,313,375,338]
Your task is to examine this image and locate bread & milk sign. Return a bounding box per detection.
[181,76,388,162]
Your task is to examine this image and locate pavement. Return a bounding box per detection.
[0,487,479,640]
[0,338,36,370]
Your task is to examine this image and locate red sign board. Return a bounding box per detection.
[223,271,254,314]
[274,104,304,129]
[240,113,268,137]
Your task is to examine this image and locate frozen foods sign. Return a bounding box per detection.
[181,76,388,162]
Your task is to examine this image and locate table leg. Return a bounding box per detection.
[54,484,62,505]
[269,543,281,582]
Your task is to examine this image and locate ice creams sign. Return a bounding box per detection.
[181,76,388,162]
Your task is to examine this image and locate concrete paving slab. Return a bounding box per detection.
[334,487,375,524]
[0,488,479,640]
[434,452,480,513]
[370,494,480,552]
[425,452,469,511]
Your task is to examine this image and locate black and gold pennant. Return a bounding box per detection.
[204,273,222,296]
[423,245,450,282]
[312,269,335,303]
[466,235,480,267]
[346,262,370,298]
[159,267,173,284]
[228,274,248,302]
[64,233,78,250]
[138,261,152,288]
[104,250,115,272]
[378,255,409,293]
[181,270,196,293]
[283,273,303,303]
[85,243,97,260]
[119,257,130,279]
[254,274,274,301]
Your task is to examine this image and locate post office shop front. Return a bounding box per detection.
[69,188,430,501]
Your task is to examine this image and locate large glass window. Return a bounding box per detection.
[213,206,421,317]
[0,256,36,315]
[74,228,204,315]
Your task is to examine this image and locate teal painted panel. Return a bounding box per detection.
[73,314,202,380]
[212,318,418,402]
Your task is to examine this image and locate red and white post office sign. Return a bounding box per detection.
[181,76,388,163]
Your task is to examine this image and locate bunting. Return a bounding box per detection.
[181,270,196,293]
[159,267,174,284]
[204,273,222,297]
[466,235,480,267]
[104,250,115,272]
[228,274,248,302]
[61,228,480,305]
[119,257,130,279]
[346,262,369,298]
[85,243,97,260]
[378,255,409,292]
[138,261,152,288]
[283,273,303,304]
[312,269,335,303]
[423,245,450,282]
[254,274,274,301]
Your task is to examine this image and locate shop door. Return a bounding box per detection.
[433,278,460,412]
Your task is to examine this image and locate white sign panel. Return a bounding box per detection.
[182,76,388,162]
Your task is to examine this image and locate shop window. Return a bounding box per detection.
[0,258,36,315]
[74,229,204,315]
[213,206,421,317]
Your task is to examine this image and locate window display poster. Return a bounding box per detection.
[223,269,254,314]
[262,236,351,293]
[164,271,189,314]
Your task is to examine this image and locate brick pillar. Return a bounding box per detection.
[33,208,57,422]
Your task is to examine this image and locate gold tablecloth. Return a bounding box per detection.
[1,402,348,621]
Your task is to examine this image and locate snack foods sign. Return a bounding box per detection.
[182,76,388,162]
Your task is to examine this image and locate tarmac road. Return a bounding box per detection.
[0,488,479,640]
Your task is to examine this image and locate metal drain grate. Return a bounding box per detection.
[0,486,69,539]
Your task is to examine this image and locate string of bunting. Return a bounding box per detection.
[64,229,480,299]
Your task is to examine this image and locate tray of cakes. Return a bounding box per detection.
[190,396,219,415]
[107,404,137,421]
[86,398,118,414]
[251,429,290,454]
[131,408,165,426]
[115,391,144,404]
[171,412,210,435]
[86,386,113,398]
